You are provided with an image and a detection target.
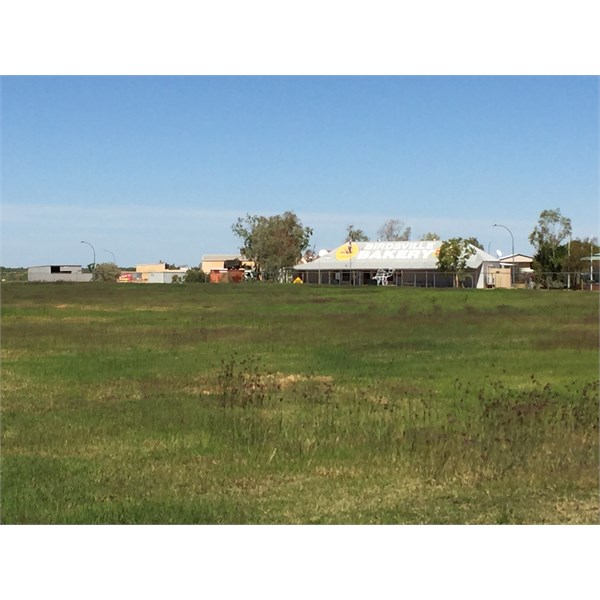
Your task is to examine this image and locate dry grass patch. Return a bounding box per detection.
[0,349,30,359]
[58,316,111,323]
[552,496,599,524]
[271,372,334,387]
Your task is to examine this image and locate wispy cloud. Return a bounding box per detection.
[1,202,242,224]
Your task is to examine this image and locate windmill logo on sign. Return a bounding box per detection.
[374,269,395,285]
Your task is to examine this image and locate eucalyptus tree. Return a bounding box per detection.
[528,208,572,282]
[232,211,313,280]
[345,224,369,242]
[436,238,476,288]
[377,219,411,241]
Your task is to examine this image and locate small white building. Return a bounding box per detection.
[28,265,93,282]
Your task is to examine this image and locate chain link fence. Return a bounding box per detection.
[518,271,599,290]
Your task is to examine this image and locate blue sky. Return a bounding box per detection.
[1,76,598,267]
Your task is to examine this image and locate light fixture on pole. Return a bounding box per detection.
[81,240,96,280]
[493,224,515,287]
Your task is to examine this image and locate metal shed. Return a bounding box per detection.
[27,265,93,282]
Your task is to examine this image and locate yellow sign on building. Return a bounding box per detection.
[335,242,360,261]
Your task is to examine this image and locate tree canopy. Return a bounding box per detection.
[560,237,598,288]
[528,208,572,273]
[420,232,441,241]
[345,224,369,242]
[377,219,411,241]
[464,237,484,250]
[232,211,313,278]
[436,238,476,287]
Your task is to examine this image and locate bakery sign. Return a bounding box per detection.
[335,241,439,262]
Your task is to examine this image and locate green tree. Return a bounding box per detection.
[0,267,27,282]
[232,211,313,279]
[94,262,121,282]
[528,208,572,275]
[377,219,411,241]
[436,238,476,288]
[464,237,484,250]
[561,237,598,288]
[420,232,441,241]
[346,224,369,242]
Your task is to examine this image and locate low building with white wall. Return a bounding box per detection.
[28,265,93,282]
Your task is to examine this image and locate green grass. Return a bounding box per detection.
[1,282,598,523]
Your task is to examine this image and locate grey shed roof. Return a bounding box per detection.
[294,241,499,271]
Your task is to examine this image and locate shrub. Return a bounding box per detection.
[184,267,206,283]
[94,262,121,282]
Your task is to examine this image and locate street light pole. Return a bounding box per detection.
[567,237,571,290]
[348,240,353,286]
[103,249,116,264]
[591,240,595,291]
[81,240,96,281]
[493,224,515,287]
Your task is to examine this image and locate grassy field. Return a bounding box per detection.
[1,282,598,524]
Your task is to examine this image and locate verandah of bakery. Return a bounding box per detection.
[297,268,457,287]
